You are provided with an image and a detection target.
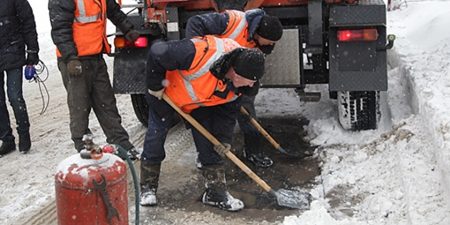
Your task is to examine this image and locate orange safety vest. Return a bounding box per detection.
[56,0,110,57]
[164,36,241,113]
[219,10,257,48]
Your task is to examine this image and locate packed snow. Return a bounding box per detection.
[1,0,449,225]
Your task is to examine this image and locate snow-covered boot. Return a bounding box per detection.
[140,161,160,206]
[243,133,273,168]
[196,157,203,169]
[201,165,244,212]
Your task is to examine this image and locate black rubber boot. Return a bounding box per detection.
[0,140,16,157]
[201,165,244,211]
[243,133,273,168]
[19,132,31,154]
[243,149,274,168]
[140,162,161,206]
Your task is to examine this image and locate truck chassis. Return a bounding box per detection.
[112,0,393,131]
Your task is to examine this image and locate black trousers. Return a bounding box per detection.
[236,95,261,154]
[142,93,240,167]
[58,57,133,151]
[0,68,30,142]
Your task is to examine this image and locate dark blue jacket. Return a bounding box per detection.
[185,9,265,42]
[0,0,39,71]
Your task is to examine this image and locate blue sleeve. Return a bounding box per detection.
[146,39,196,91]
[185,12,229,38]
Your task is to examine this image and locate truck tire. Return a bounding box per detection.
[130,94,182,128]
[131,94,149,126]
[337,91,380,131]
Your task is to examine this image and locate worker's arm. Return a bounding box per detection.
[185,12,229,38]
[106,0,135,34]
[48,0,77,60]
[146,39,196,91]
[16,0,39,53]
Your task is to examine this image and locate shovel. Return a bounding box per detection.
[240,106,306,158]
[163,94,311,209]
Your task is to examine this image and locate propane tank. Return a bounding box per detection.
[55,143,128,225]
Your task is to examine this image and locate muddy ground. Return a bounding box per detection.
[137,115,320,224]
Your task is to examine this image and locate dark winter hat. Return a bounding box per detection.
[256,15,283,41]
[232,48,265,81]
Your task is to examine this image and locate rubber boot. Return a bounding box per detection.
[19,132,31,154]
[243,133,273,168]
[201,165,244,211]
[140,161,161,206]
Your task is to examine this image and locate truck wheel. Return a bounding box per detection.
[130,94,181,128]
[337,91,380,131]
[131,94,149,126]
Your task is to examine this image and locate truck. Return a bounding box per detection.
[112,0,394,131]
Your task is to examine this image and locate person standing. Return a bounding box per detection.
[141,36,265,211]
[48,0,140,157]
[0,0,39,156]
[185,8,283,168]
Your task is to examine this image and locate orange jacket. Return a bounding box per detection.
[219,10,257,48]
[57,0,110,57]
[165,36,241,113]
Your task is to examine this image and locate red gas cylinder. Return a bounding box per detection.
[55,152,128,225]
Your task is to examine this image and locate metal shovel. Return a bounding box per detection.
[163,94,311,209]
[240,106,306,158]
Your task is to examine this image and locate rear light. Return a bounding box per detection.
[114,36,148,48]
[337,29,378,42]
[114,37,127,48]
[134,37,148,47]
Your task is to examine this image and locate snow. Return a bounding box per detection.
[1,0,450,225]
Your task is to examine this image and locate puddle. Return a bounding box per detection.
[149,116,320,222]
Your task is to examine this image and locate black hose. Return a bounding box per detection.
[115,146,140,225]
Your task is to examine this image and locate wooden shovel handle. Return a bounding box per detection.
[163,94,272,192]
[240,106,281,149]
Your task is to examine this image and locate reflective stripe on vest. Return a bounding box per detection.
[56,0,109,57]
[181,37,225,107]
[183,38,225,82]
[226,11,247,40]
[220,10,256,48]
[164,36,240,113]
[74,0,101,23]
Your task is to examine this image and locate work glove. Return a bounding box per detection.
[67,59,83,76]
[26,52,39,65]
[148,88,165,100]
[213,143,231,157]
[125,29,140,42]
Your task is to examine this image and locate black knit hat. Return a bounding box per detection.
[256,15,283,41]
[232,48,265,81]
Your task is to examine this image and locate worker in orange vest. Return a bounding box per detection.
[185,7,283,168]
[48,0,140,158]
[141,36,265,211]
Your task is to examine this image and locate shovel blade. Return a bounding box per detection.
[274,189,311,209]
[278,147,310,158]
